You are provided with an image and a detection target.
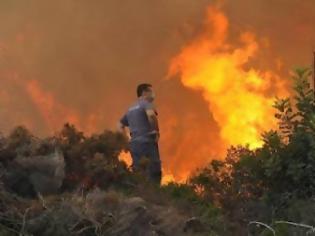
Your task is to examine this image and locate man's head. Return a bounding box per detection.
[137,83,155,102]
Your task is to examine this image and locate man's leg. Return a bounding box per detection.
[146,142,162,184]
[130,141,162,184]
[129,141,142,172]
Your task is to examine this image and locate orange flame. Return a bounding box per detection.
[26,79,80,132]
[118,151,132,167]
[168,7,288,149]
[25,79,101,135]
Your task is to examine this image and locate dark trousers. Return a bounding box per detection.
[129,141,162,184]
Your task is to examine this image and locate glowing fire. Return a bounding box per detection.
[26,79,80,132]
[168,7,288,149]
[25,79,100,135]
[118,151,132,167]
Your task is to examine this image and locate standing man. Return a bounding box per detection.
[118,83,162,184]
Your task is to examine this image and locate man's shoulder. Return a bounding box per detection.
[127,102,141,112]
[138,100,155,110]
[127,100,155,114]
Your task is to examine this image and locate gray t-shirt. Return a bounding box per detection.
[120,99,157,143]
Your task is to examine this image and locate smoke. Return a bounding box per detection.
[0,0,314,181]
[223,0,315,72]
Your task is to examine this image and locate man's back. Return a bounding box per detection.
[120,99,155,143]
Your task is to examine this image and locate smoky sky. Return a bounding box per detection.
[0,0,314,179]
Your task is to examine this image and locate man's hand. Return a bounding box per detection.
[145,109,160,142]
[155,131,160,143]
[117,122,130,141]
[145,109,159,131]
[148,130,160,142]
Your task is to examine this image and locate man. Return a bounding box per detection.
[118,83,162,184]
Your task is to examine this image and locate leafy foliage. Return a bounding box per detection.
[57,123,130,191]
[0,123,131,195]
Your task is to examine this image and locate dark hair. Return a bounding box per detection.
[137,83,152,97]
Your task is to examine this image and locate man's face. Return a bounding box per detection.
[144,87,155,102]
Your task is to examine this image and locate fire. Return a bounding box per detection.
[0,3,293,184]
[25,79,100,135]
[168,7,288,149]
[26,79,80,132]
[118,151,132,167]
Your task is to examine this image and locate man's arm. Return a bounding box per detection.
[145,109,159,132]
[145,108,160,142]
[117,114,129,139]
